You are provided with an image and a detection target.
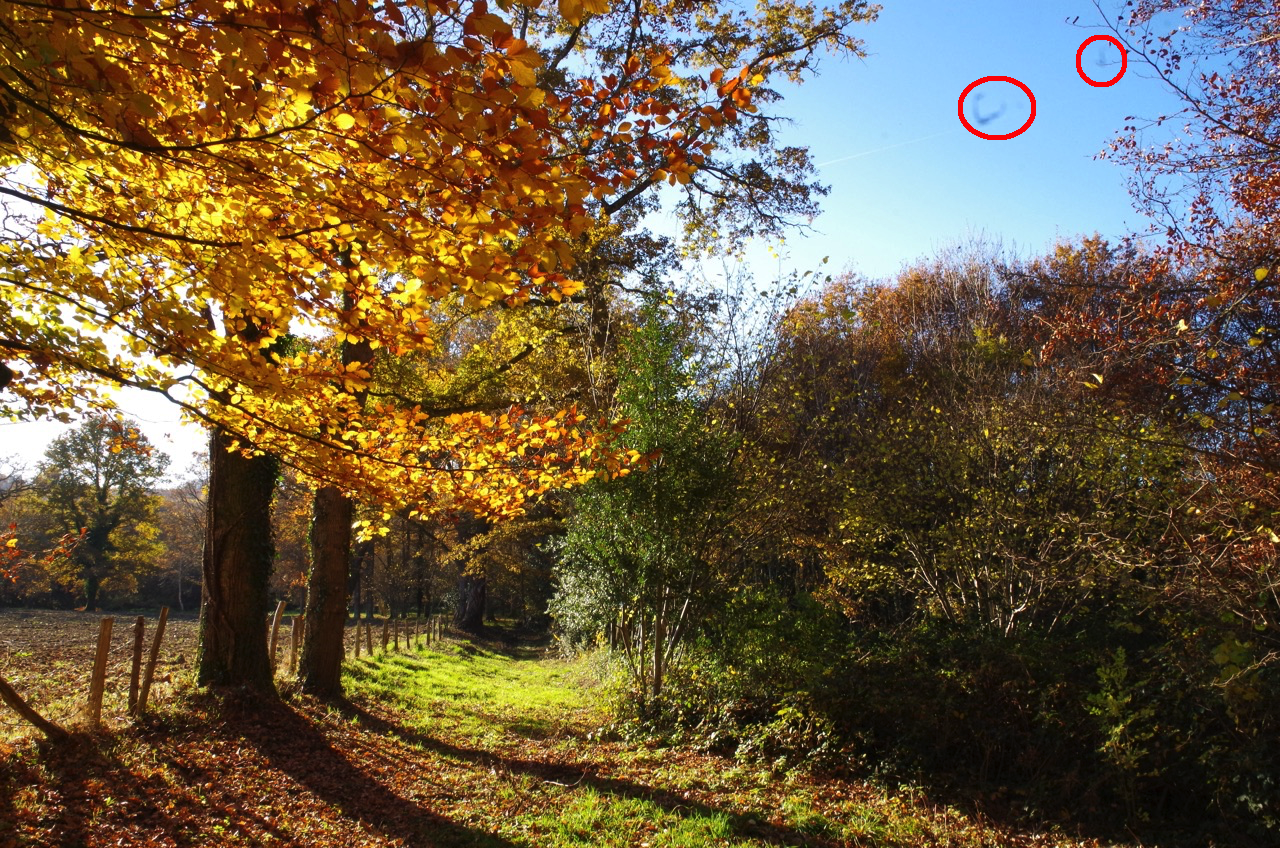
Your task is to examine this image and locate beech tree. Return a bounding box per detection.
[0,0,874,692]
[0,0,711,690]
[0,0,651,512]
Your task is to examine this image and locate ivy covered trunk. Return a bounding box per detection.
[454,573,486,632]
[299,485,353,696]
[81,573,101,612]
[196,426,278,692]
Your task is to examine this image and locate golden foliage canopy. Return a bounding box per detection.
[0,0,757,516]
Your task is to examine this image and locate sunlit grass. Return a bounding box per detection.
[532,787,755,848]
[342,636,594,745]
[338,634,1112,848]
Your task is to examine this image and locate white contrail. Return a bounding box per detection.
[816,129,956,168]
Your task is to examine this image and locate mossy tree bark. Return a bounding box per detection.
[298,485,353,697]
[196,425,279,693]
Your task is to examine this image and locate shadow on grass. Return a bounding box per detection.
[457,621,555,660]
[337,699,841,848]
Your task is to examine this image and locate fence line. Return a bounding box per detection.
[2,607,453,739]
[344,613,448,660]
[0,608,174,739]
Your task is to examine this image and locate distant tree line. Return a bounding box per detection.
[0,418,194,611]
[0,423,549,625]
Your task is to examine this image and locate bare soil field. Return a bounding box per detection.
[0,608,198,738]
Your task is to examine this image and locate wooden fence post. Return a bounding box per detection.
[393,618,400,651]
[137,607,169,717]
[87,616,113,730]
[354,618,361,658]
[381,620,390,654]
[290,615,302,674]
[268,600,287,672]
[0,674,68,741]
[365,621,373,656]
[128,616,145,714]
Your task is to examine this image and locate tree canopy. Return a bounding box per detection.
[36,416,169,609]
[0,0,725,516]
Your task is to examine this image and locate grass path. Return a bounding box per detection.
[0,628,1119,847]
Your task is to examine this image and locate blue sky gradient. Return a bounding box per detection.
[757,0,1182,278]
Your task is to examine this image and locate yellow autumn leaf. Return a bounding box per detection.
[558,0,582,22]
[509,59,537,87]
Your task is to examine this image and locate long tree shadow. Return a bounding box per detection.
[0,745,31,845]
[337,699,843,848]
[1,733,234,848]
[219,694,519,848]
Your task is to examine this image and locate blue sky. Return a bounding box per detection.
[1,0,1184,469]
[756,0,1181,279]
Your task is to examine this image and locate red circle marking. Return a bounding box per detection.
[957,76,1037,141]
[1076,35,1127,87]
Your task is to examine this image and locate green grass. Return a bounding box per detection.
[533,787,753,848]
[343,639,591,746]
[334,631,1113,848]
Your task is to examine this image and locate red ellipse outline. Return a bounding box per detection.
[1076,35,1127,87]
[957,76,1037,141]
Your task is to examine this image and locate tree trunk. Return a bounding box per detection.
[454,573,485,632]
[196,426,278,693]
[298,485,353,697]
[351,553,361,622]
[653,606,666,701]
[296,282,372,695]
[78,522,111,610]
[82,573,101,612]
